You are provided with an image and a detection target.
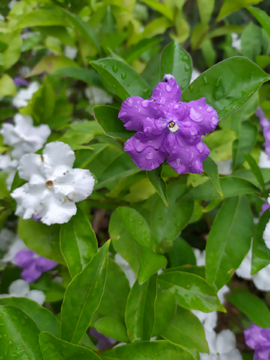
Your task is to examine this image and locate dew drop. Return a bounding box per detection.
[166,85,172,92]
[121,72,126,79]
[184,65,189,72]
[215,77,221,87]
[190,108,203,122]
[142,100,149,108]
[203,76,208,84]
[112,64,118,73]
[206,106,212,113]
[127,83,130,87]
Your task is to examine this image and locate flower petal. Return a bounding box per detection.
[27,290,46,305]
[9,279,29,296]
[188,98,219,135]
[235,249,252,280]
[21,262,43,283]
[18,153,45,182]
[253,265,270,291]
[14,249,35,268]
[216,329,236,354]
[35,256,57,272]
[42,141,75,170]
[151,78,181,103]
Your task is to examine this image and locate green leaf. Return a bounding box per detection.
[241,22,262,61]
[100,340,195,360]
[161,306,208,353]
[95,317,129,342]
[227,289,270,328]
[181,177,259,200]
[93,105,133,141]
[17,8,66,27]
[0,30,23,71]
[216,0,262,21]
[98,258,130,322]
[151,184,194,244]
[125,38,161,64]
[27,55,79,77]
[0,305,43,359]
[252,208,270,273]
[54,67,102,87]
[60,208,98,278]
[90,58,152,101]
[160,40,192,91]
[60,8,100,53]
[152,290,177,336]
[244,153,265,189]
[206,196,253,290]
[0,74,17,97]
[167,237,196,267]
[158,270,224,312]
[138,248,167,284]
[0,297,60,336]
[147,166,168,206]
[18,218,64,264]
[197,0,215,24]
[182,57,270,122]
[60,241,110,344]
[140,0,174,20]
[125,275,157,341]
[247,6,270,38]
[256,55,270,69]
[203,157,223,196]
[39,332,101,360]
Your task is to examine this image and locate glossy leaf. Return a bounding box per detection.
[95,317,129,342]
[227,289,270,328]
[100,340,195,360]
[158,270,224,312]
[147,166,168,206]
[206,196,253,290]
[216,0,262,21]
[60,208,98,278]
[60,241,110,344]
[182,57,270,121]
[0,297,60,336]
[39,332,101,360]
[244,153,265,189]
[161,306,208,353]
[181,177,259,200]
[248,6,270,38]
[93,105,133,141]
[252,208,270,273]
[91,58,152,101]
[18,218,64,264]
[203,157,223,196]
[167,237,196,267]
[138,248,167,284]
[125,275,157,342]
[151,184,194,244]
[152,290,177,336]
[98,258,130,322]
[0,305,43,359]
[160,41,192,91]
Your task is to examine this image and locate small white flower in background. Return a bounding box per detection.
[231,33,241,51]
[190,69,201,83]
[11,141,95,225]
[259,151,270,168]
[0,154,18,190]
[114,253,137,287]
[193,248,206,266]
[0,236,27,265]
[0,279,45,305]
[236,248,270,291]
[216,158,233,175]
[200,329,242,360]
[85,86,113,105]
[8,0,18,9]
[0,228,16,252]
[1,113,51,160]
[64,46,77,60]
[12,82,39,108]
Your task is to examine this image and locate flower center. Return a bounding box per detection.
[168,121,178,133]
[46,180,54,189]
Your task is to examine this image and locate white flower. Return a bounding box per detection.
[0,228,16,252]
[191,69,201,83]
[236,248,270,291]
[85,86,113,105]
[259,151,270,168]
[200,329,242,360]
[11,141,95,225]
[1,114,51,160]
[64,46,77,60]
[0,154,18,189]
[231,33,241,51]
[12,82,39,108]
[216,158,233,175]
[114,253,137,287]
[0,236,28,265]
[193,248,206,266]
[8,0,18,9]
[0,279,45,305]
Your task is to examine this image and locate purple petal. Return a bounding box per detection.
[89,329,115,350]
[188,98,219,135]
[32,214,42,222]
[124,132,167,171]
[151,78,181,103]
[14,250,35,268]
[142,118,167,137]
[244,325,270,350]
[21,263,42,283]
[255,348,270,360]
[256,107,265,120]
[13,77,29,87]
[35,256,58,272]
[260,204,270,216]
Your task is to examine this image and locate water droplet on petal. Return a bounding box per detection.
[190,108,203,122]
[166,85,172,92]
[206,106,212,112]
[142,100,149,108]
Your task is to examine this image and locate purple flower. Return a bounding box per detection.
[260,204,270,216]
[13,77,29,87]
[89,329,115,350]
[257,107,270,158]
[32,214,42,222]
[14,249,57,283]
[118,74,219,174]
[244,324,270,360]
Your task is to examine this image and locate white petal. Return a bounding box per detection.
[204,312,218,331]
[216,159,232,175]
[12,82,39,108]
[259,151,270,168]
[11,184,35,219]
[85,86,113,105]
[216,329,236,354]
[205,330,217,354]
[64,46,77,60]
[18,153,45,182]
[220,349,242,360]
[217,285,230,305]
[190,69,201,83]
[0,228,16,252]
[193,248,206,266]
[253,265,270,291]
[43,142,75,170]
[9,279,29,297]
[235,250,252,280]
[1,237,28,264]
[27,290,46,305]
[1,123,20,146]
[114,254,136,287]
[231,33,241,51]
[200,354,216,360]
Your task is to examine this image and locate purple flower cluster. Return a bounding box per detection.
[244,324,270,360]
[257,107,270,157]
[14,249,57,283]
[118,74,219,174]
